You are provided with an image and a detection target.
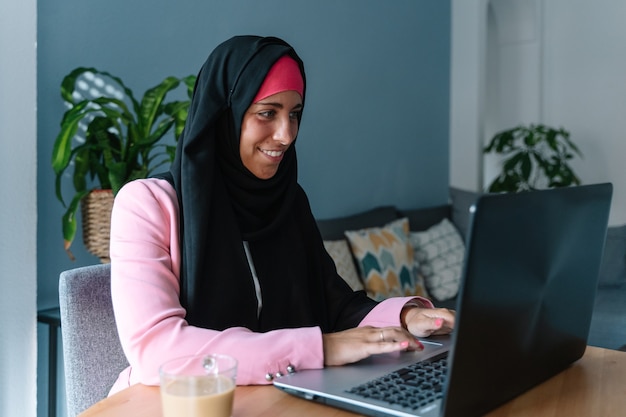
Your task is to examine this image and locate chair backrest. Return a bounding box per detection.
[59,263,129,417]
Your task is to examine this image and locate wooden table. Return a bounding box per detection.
[80,346,626,417]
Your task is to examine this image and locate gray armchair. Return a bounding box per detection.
[59,264,128,417]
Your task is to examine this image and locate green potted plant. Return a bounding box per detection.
[483,124,583,193]
[52,67,196,260]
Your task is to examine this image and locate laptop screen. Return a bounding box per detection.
[443,183,612,416]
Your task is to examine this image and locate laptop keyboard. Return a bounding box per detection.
[346,352,448,411]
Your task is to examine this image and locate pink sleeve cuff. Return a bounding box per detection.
[358,296,433,328]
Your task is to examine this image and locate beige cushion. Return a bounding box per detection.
[323,239,364,291]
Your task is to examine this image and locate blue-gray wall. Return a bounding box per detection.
[36,1,450,413]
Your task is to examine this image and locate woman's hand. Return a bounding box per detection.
[401,306,455,337]
[322,326,423,366]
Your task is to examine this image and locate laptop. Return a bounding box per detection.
[274,183,613,417]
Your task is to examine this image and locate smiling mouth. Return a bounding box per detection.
[260,149,284,157]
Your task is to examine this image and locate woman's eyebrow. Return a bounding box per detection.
[255,102,303,110]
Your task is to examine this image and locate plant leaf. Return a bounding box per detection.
[60,67,97,104]
[107,162,129,195]
[62,189,91,259]
[182,74,197,97]
[51,101,95,174]
[137,76,181,139]
[520,153,532,183]
[163,100,190,141]
[144,118,175,147]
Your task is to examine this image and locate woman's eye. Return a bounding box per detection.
[259,110,275,118]
[289,111,301,120]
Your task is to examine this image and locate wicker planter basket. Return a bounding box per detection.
[81,189,114,263]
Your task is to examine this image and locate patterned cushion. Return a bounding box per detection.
[345,218,427,301]
[323,240,364,291]
[409,218,464,301]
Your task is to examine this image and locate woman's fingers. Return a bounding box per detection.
[376,327,421,345]
[404,308,456,337]
[323,326,423,367]
[322,307,456,367]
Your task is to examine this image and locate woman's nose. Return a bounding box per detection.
[272,117,296,145]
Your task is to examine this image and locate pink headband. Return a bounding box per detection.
[253,55,304,103]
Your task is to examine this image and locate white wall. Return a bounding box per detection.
[0,0,38,416]
[449,0,488,191]
[451,0,626,226]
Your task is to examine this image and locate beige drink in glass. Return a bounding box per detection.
[160,354,238,417]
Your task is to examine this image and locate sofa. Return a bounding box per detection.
[315,187,626,351]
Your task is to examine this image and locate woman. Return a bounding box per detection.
[109,35,454,394]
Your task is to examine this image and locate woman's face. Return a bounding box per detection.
[240,90,303,179]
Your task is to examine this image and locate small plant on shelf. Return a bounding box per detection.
[483,124,583,193]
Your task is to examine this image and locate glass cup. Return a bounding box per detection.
[160,354,238,417]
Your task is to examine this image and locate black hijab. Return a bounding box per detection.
[158,35,376,332]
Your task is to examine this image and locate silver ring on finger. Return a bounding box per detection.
[380,330,385,342]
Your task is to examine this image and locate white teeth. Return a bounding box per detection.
[262,149,283,157]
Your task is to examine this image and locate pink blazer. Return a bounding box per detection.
[108,178,431,394]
